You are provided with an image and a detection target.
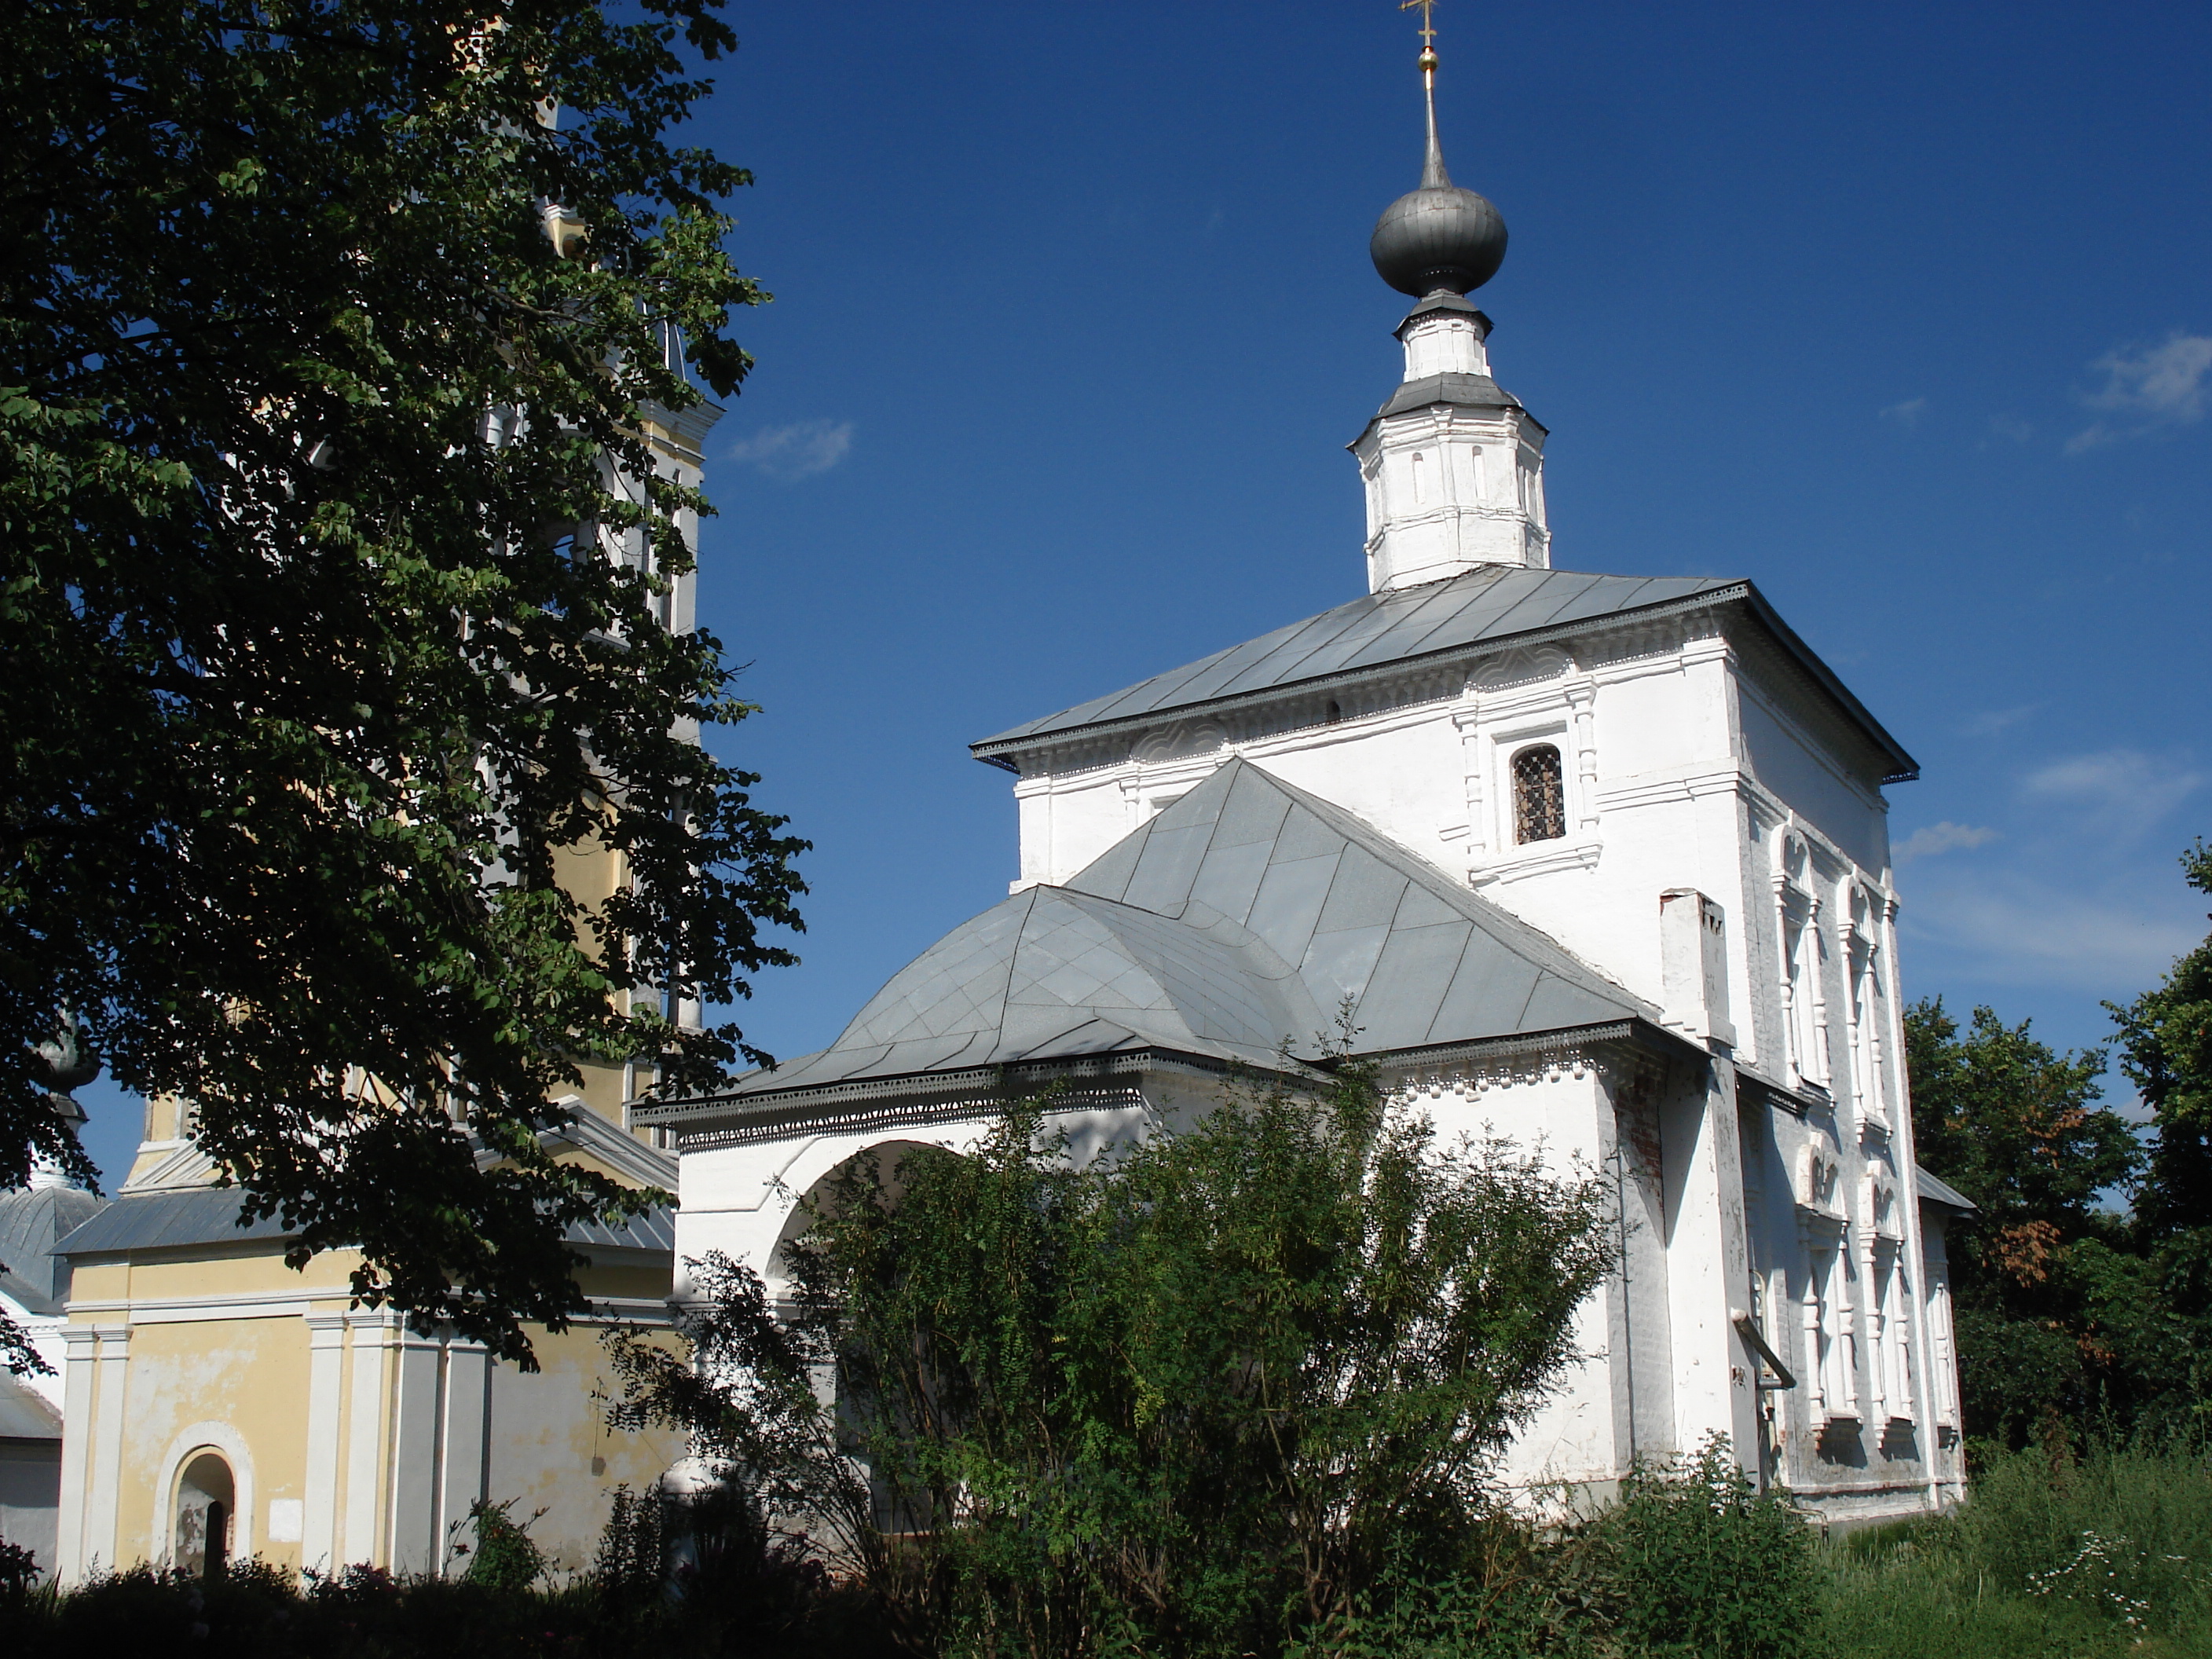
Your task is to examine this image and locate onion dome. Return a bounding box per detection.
[1369,46,1507,298]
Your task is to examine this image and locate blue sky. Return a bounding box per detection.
[73,1,2212,1180]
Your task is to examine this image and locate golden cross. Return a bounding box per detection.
[1401,0,1438,51]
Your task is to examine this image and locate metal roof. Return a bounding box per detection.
[685,759,1659,1111]
[1916,1168,1976,1213]
[54,1185,290,1257]
[0,1372,62,1441]
[971,567,1919,784]
[55,1185,675,1258]
[0,1182,107,1314]
[1372,371,1525,420]
[974,568,1738,753]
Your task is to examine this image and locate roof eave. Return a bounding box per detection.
[971,579,1919,789]
[1734,583,1920,785]
[1361,1016,1710,1075]
[969,581,1753,763]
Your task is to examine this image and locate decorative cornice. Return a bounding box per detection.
[1366,1016,1704,1079]
[643,1046,1322,1148]
[671,1086,1151,1154]
[1469,835,1602,888]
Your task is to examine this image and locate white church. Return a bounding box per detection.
[643,46,1972,1519]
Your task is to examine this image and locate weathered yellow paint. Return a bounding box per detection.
[114,1312,313,1575]
[60,878,691,1585]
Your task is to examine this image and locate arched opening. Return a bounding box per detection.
[175,1451,235,1578]
[767,1139,972,1540]
[1511,744,1566,844]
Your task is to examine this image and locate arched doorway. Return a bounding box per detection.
[174,1451,235,1577]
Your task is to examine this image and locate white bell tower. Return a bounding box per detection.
[1352,22,1546,591]
[1350,295,1550,591]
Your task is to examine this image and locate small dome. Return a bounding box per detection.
[1370,182,1507,298]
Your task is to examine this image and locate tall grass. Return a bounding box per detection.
[1820,1442,2212,1659]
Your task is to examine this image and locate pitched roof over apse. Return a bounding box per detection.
[704,881,1333,1101]
[1061,759,1659,1053]
[688,760,1661,1113]
[972,566,1918,783]
[0,1371,63,1441]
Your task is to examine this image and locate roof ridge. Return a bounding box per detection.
[1198,759,1658,1023]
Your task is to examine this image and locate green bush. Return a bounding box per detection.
[454,1499,548,1591]
[1593,1436,1819,1659]
[15,1443,2202,1657]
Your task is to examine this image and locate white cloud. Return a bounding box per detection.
[1961,702,2042,737]
[2016,749,2207,858]
[2066,331,2212,453]
[1987,413,2034,445]
[1901,877,2201,998]
[729,419,854,481]
[2023,749,2205,817]
[1896,822,1998,863]
[1880,396,1928,428]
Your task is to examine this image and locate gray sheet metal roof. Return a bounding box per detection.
[974,567,1740,754]
[0,1372,62,1441]
[1916,1169,1976,1213]
[56,1186,675,1258]
[0,1183,107,1313]
[693,760,1659,1111]
[971,567,1918,784]
[1371,372,1527,421]
[1064,759,1661,1053]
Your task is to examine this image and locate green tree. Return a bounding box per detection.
[608,1060,1618,1659]
[2108,838,2212,1429]
[1904,998,2141,1445]
[2,0,803,1364]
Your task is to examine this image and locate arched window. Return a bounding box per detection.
[175,1451,234,1578]
[1511,745,1566,844]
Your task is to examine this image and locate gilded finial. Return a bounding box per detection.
[1401,0,1448,189]
[1401,0,1439,54]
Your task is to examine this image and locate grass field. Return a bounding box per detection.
[1818,1443,2212,1658]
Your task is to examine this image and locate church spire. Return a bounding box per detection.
[1413,4,1449,189]
[1350,8,1549,591]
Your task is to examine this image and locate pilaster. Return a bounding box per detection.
[438,1339,491,1576]
[81,1323,130,1574]
[341,1312,394,1565]
[388,1326,445,1574]
[53,1324,101,1582]
[1659,1060,1760,1471]
[301,1312,348,1576]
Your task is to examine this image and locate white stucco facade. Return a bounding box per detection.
[657,137,1965,1521]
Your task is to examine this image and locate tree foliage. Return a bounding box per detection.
[608,1061,1617,1658]
[2,0,803,1362]
[2108,838,2212,1429]
[1906,839,2212,1447]
[1904,998,2144,1445]
[2111,840,2212,1240]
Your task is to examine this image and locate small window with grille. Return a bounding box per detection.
[1511,745,1566,844]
